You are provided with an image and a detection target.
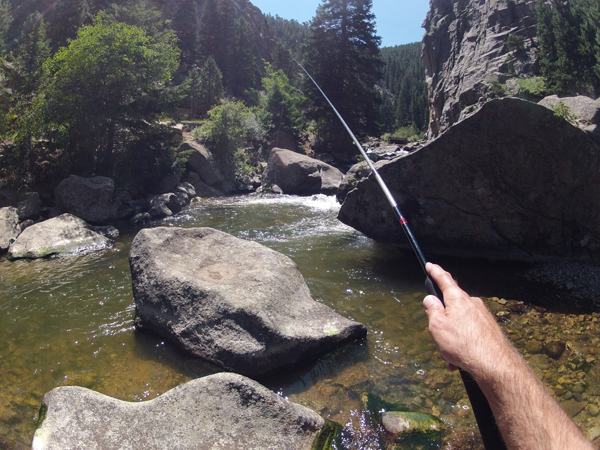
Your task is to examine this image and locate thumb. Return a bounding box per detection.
[423,294,445,316]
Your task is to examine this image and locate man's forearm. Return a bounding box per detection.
[473,343,594,450]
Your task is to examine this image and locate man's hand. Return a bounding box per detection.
[423,263,596,449]
[423,263,514,378]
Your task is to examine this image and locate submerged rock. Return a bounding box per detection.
[129,227,367,377]
[0,206,20,251]
[381,411,442,437]
[32,372,336,450]
[261,148,344,196]
[8,214,112,259]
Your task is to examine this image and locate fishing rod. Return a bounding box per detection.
[295,59,506,450]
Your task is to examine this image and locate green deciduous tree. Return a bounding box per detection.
[18,15,179,178]
[193,98,264,173]
[303,0,383,158]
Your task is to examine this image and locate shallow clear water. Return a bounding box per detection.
[1,194,480,449]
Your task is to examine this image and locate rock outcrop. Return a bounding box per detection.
[261,148,344,196]
[8,214,114,259]
[32,372,335,450]
[0,206,20,251]
[538,95,600,140]
[54,175,115,224]
[130,227,367,377]
[338,98,600,263]
[423,0,539,137]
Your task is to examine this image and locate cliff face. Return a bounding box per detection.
[422,0,539,138]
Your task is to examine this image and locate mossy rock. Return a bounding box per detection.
[381,411,442,437]
[311,419,342,450]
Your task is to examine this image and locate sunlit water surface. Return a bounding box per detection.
[1,195,482,449]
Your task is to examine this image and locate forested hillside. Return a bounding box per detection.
[0,0,428,192]
[536,0,600,97]
[379,43,429,136]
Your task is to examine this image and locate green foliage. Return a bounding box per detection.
[380,42,429,133]
[515,76,549,99]
[198,0,259,96]
[536,0,600,96]
[12,13,51,94]
[488,80,508,98]
[113,124,180,190]
[183,56,224,118]
[303,0,383,157]
[4,15,179,185]
[172,0,200,66]
[193,99,264,171]
[506,34,525,52]
[259,63,304,137]
[552,100,579,125]
[0,0,12,53]
[381,124,423,143]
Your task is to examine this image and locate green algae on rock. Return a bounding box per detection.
[381,411,442,437]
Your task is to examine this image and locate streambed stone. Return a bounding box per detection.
[129,227,367,377]
[381,411,442,437]
[8,214,112,259]
[32,372,334,450]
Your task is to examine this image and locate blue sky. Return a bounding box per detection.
[250,0,431,47]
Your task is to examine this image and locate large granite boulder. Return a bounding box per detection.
[8,214,113,259]
[338,98,600,263]
[0,206,20,251]
[423,0,539,137]
[130,227,367,377]
[54,176,115,224]
[183,140,225,186]
[261,148,344,196]
[32,372,335,450]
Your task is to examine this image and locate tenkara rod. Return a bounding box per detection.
[295,60,506,450]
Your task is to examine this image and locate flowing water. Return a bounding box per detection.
[1,194,599,449]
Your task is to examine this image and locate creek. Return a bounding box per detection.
[1,194,599,449]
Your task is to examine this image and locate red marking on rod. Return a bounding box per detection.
[399,217,407,225]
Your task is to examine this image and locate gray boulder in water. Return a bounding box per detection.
[8,214,112,259]
[129,227,367,377]
[0,206,20,251]
[32,372,335,450]
[338,98,600,263]
[261,148,344,196]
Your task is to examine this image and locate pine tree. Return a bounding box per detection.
[303,0,383,158]
[227,17,258,96]
[45,0,88,50]
[172,0,200,67]
[0,0,12,53]
[536,0,600,95]
[198,55,224,113]
[13,12,51,94]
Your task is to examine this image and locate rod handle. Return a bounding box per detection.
[424,275,507,450]
[459,369,507,450]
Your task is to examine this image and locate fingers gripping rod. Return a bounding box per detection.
[295,60,506,450]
